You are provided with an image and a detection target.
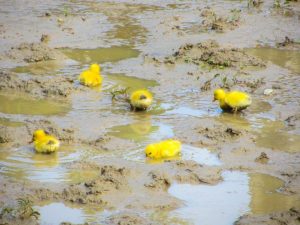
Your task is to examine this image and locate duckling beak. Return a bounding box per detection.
[213,98,216,102]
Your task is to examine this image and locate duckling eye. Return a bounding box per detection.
[148,152,152,155]
[140,95,147,100]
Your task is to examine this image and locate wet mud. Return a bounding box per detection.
[0,0,300,224]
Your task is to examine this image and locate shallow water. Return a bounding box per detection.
[36,202,104,225]
[0,145,96,183]
[60,46,140,64]
[108,121,173,144]
[168,171,299,225]
[0,94,70,116]
[1,1,300,224]
[246,47,300,74]
[12,59,66,75]
[0,117,24,127]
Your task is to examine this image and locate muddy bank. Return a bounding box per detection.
[161,40,265,68]
[0,70,83,99]
[235,207,300,225]
[4,42,66,64]
[0,158,221,224]
[0,0,300,224]
[32,158,221,207]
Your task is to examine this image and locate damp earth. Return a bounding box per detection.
[0,0,300,225]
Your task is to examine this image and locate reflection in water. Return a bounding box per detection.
[181,145,221,166]
[249,173,300,214]
[36,202,105,224]
[0,94,70,116]
[169,171,250,225]
[37,203,85,224]
[106,73,158,91]
[246,48,300,73]
[216,113,251,130]
[61,46,140,64]
[0,146,80,182]
[108,120,173,144]
[169,172,299,225]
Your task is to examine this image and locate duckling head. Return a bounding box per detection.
[213,88,226,101]
[90,64,100,73]
[32,129,46,142]
[145,144,159,158]
[130,89,153,110]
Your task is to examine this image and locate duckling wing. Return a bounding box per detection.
[225,91,252,109]
[35,137,60,153]
[161,140,181,157]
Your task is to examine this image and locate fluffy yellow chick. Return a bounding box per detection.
[31,129,60,154]
[79,64,102,87]
[213,88,252,112]
[145,139,181,159]
[130,89,153,111]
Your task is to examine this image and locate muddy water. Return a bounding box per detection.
[169,172,299,225]
[0,117,24,127]
[12,60,66,75]
[36,202,104,224]
[61,46,140,64]
[1,1,300,224]
[0,145,80,182]
[246,48,300,74]
[0,94,70,116]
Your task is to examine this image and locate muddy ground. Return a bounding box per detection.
[0,0,300,225]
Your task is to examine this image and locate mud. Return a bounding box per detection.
[163,40,265,68]
[0,0,300,224]
[0,70,82,98]
[4,42,66,63]
[235,208,300,225]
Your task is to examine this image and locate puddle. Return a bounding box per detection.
[181,145,221,166]
[12,59,65,75]
[0,145,82,182]
[60,46,140,64]
[36,202,103,225]
[249,173,300,214]
[106,20,147,45]
[246,48,300,73]
[122,140,220,165]
[0,94,70,116]
[108,121,173,144]
[168,171,299,225]
[169,171,250,225]
[66,169,100,184]
[254,120,300,153]
[0,117,24,127]
[106,73,158,91]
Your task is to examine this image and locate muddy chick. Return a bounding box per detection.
[213,88,251,113]
[30,129,60,153]
[130,89,153,111]
[79,63,102,87]
[145,139,181,159]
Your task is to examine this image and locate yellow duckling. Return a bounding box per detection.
[130,89,153,111]
[79,63,102,87]
[213,88,252,112]
[145,139,181,159]
[31,129,60,154]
